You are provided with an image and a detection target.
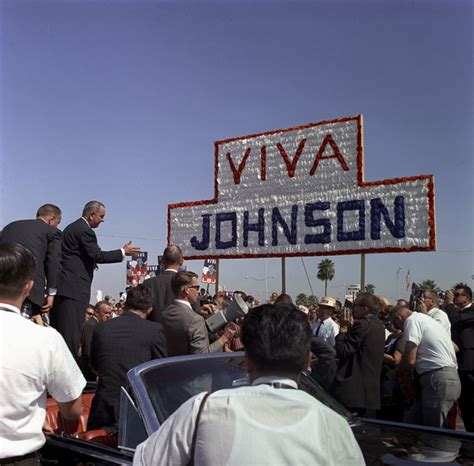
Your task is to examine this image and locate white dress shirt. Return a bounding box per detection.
[427,307,451,334]
[0,303,86,458]
[313,317,340,346]
[133,376,364,466]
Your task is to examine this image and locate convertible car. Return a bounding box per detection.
[40,353,474,465]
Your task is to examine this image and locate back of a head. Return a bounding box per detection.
[124,285,153,313]
[274,293,293,306]
[36,203,62,219]
[242,304,312,374]
[0,242,36,300]
[162,245,183,267]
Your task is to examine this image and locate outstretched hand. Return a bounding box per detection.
[123,240,141,256]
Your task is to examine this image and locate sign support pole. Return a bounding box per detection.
[215,259,220,295]
[281,257,286,294]
[360,254,366,292]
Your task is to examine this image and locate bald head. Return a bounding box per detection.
[162,244,183,269]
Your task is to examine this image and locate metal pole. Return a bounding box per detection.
[281,257,286,294]
[360,254,366,292]
[265,258,268,301]
[300,257,314,295]
[396,266,402,299]
[215,259,220,295]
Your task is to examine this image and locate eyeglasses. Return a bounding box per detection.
[187,285,200,290]
[454,292,465,297]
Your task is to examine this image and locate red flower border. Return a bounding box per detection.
[168,115,436,259]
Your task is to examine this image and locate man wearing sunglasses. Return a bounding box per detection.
[161,271,236,356]
[444,284,474,431]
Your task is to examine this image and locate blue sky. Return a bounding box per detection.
[1,0,472,303]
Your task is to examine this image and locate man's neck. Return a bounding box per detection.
[0,296,23,309]
[164,264,180,271]
[126,309,146,319]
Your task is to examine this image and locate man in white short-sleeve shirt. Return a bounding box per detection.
[134,304,364,466]
[313,296,339,346]
[0,242,86,465]
[391,304,460,428]
[417,290,451,335]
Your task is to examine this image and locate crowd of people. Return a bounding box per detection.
[1,201,473,465]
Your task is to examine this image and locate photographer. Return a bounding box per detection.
[416,290,451,334]
[161,272,236,356]
[134,304,364,466]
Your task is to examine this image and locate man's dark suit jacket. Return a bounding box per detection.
[161,300,223,356]
[310,336,337,391]
[88,311,167,430]
[57,218,123,304]
[0,219,61,307]
[332,314,385,411]
[445,303,474,371]
[143,270,177,322]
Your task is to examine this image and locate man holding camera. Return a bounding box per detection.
[444,284,474,432]
[134,304,364,466]
[161,271,236,356]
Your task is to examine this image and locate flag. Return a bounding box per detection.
[406,269,411,290]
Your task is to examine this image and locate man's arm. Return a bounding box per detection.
[42,228,62,312]
[81,228,124,264]
[401,341,418,369]
[151,325,168,359]
[58,396,83,420]
[334,319,369,360]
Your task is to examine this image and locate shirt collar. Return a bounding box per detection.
[252,376,298,389]
[175,299,193,310]
[0,303,21,314]
[164,268,178,273]
[81,217,91,227]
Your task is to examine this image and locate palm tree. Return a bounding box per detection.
[317,259,335,296]
[419,279,440,293]
[295,293,308,307]
[307,294,319,307]
[364,284,376,294]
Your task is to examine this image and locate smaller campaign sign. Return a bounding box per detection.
[202,259,217,284]
[127,252,148,285]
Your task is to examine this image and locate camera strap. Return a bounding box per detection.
[188,391,211,466]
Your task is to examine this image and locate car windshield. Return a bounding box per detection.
[138,354,352,424]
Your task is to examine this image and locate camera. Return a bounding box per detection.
[205,294,249,333]
[409,283,425,311]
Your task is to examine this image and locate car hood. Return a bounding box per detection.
[352,421,474,465]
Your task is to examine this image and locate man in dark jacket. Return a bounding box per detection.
[0,204,62,316]
[50,200,140,355]
[444,284,474,431]
[88,285,167,431]
[332,292,385,417]
[143,245,183,322]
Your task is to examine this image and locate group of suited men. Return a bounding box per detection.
[0,201,237,431]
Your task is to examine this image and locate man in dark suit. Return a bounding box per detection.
[161,271,235,356]
[78,301,112,381]
[332,292,385,417]
[143,244,183,322]
[445,284,474,431]
[50,200,140,356]
[0,204,62,316]
[87,285,167,431]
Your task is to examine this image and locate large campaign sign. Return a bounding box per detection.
[169,115,435,259]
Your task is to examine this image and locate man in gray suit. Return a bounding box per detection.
[161,271,235,356]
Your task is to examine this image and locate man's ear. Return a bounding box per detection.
[24,280,34,298]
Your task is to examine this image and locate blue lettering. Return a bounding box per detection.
[272,205,298,246]
[337,200,365,241]
[190,214,211,250]
[216,212,237,249]
[370,196,405,239]
[243,208,265,247]
[304,202,331,244]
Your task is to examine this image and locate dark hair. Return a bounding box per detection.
[454,283,472,300]
[242,304,312,374]
[95,300,110,312]
[36,203,61,219]
[354,292,380,315]
[233,290,248,301]
[162,244,183,266]
[274,293,293,306]
[171,271,198,297]
[82,200,105,217]
[0,242,37,299]
[124,285,153,312]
